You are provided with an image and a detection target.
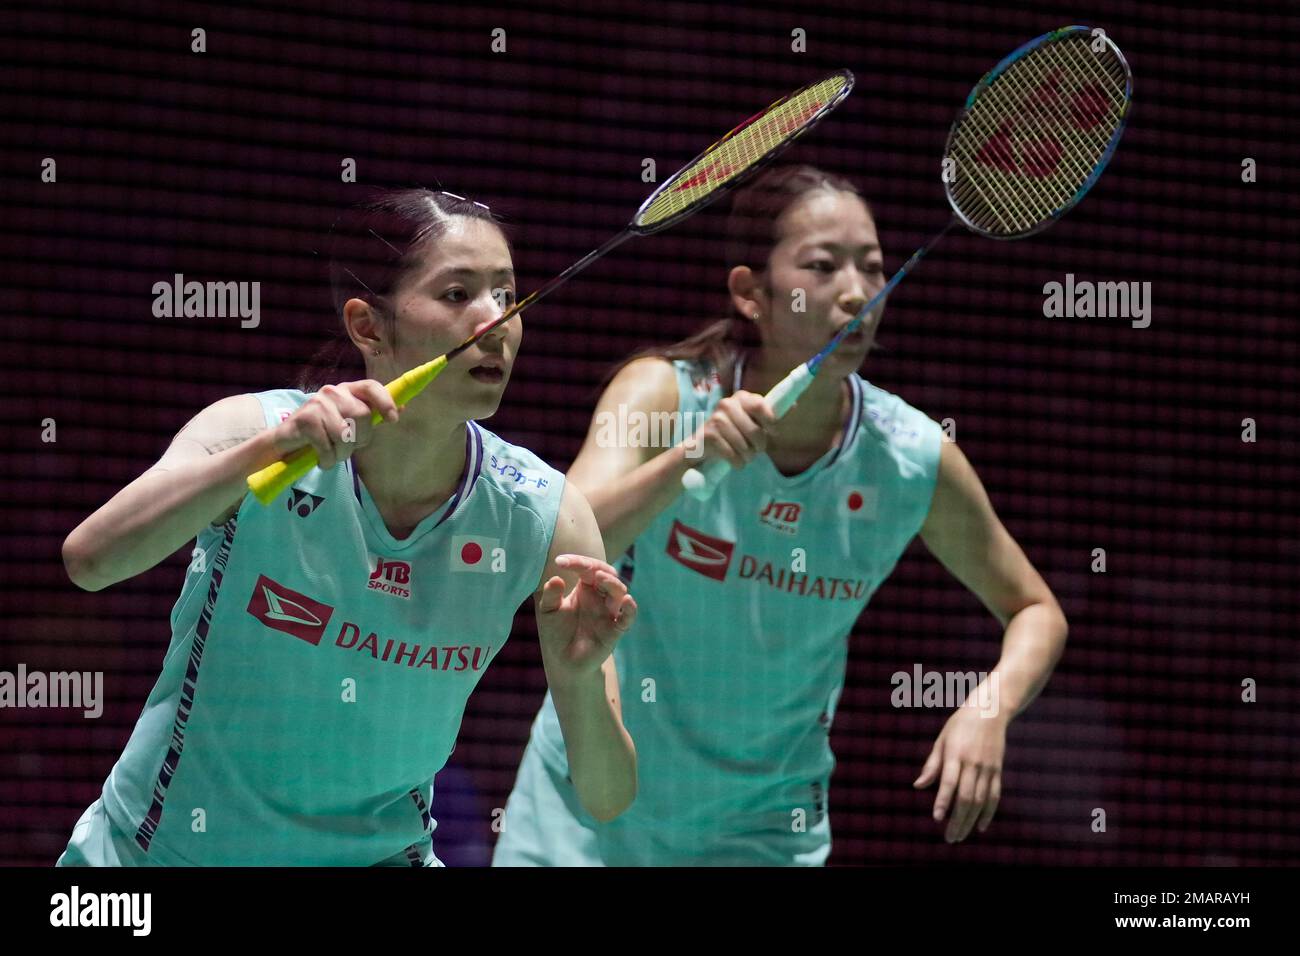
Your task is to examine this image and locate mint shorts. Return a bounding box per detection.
[492,736,831,867]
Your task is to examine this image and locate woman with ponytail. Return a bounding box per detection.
[494,165,1068,866]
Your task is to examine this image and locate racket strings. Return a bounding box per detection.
[953,54,1088,231]
[974,47,1099,224]
[949,33,1128,236]
[961,39,1108,207]
[953,38,1124,232]
[635,73,850,229]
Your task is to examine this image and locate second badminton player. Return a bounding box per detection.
[494,165,1069,866]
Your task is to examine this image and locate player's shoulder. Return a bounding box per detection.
[473,423,565,515]
[246,387,313,428]
[854,375,941,451]
[171,389,302,451]
[602,355,683,414]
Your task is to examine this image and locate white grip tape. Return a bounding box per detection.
[680,363,813,501]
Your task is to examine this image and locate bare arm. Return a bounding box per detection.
[62,381,401,592]
[534,481,638,822]
[568,357,774,562]
[918,439,1069,720]
[61,394,280,591]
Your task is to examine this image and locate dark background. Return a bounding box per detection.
[2,0,1296,866]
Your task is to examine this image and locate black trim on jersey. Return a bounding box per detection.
[616,544,635,587]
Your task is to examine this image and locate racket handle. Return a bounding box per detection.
[680,363,813,501]
[246,355,449,506]
[247,407,387,505]
[247,445,324,505]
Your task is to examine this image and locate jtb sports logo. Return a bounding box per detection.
[665,520,735,581]
[368,557,412,599]
[758,497,801,535]
[245,575,334,645]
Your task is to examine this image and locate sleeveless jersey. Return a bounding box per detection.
[521,357,942,861]
[100,388,564,865]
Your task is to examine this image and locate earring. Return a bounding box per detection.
[752,312,760,320]
[372,348,380,356]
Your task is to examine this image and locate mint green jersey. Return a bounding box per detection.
[495,358,942,865]
[90,388,563,865]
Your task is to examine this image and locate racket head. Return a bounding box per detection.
[632,69,854,234]
[943,25,1132,240]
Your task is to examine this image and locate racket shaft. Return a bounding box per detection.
[812,219,955,370]
[682,221,953,500]
[247,229,634,507]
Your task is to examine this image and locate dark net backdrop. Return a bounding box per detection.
[2,1,1297,866]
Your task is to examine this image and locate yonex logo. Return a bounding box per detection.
[287,488,324,518]
[974,70,1109,178]
[664,520,735,581]
[245,575,334,645]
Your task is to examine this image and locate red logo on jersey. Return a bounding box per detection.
[665,520,735,581]
[244,574,494,672]
[690,368,721,394]
[245,574,334,645]
[368,557,412,599]
[758,497,802,535]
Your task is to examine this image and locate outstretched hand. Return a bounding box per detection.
[535,554,637,682]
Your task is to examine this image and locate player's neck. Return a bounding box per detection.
[352,412,468,511]
[741,351,849,454]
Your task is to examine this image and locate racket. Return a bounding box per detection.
[248,69,855,505]
[682,25,1132,499]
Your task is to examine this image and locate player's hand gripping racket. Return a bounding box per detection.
[683,25,1132,499]
[247,70,854,505]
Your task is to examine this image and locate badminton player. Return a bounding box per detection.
[56,188,636,866]
[493,165,1068,865]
